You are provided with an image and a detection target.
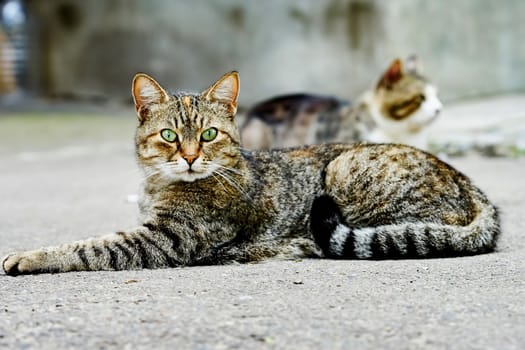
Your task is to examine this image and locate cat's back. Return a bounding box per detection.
[243,142,441,174]
[244,142,472,206]
[241,94,349,149]
[241,143,355,171]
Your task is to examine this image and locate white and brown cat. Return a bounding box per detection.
[241,57,442,150]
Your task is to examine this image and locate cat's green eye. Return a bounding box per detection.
[201,127,218,142]
[160,129,177,142]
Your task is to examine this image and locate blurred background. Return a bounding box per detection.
[1,0,525,155]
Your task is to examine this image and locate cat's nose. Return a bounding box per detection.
[183,154,199,166]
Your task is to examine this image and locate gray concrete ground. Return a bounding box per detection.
[1,96,525,349]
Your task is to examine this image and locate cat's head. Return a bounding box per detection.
[369,56,442,131]
[132,71,241,183]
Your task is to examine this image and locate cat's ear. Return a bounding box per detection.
[132,73,170,120]
[201,71,240,116]
[377,59,404,89]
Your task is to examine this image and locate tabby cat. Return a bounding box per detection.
[241,56,442,150]
[2,71,498,276]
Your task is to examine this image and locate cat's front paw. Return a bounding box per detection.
[2,251,46,276]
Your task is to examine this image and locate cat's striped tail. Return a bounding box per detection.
[310,194,500,259]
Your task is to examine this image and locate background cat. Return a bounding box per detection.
[240,93,349,149]
[241,56,442,150]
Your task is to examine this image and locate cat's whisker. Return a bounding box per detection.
[142,169,162,180]
[206,162,243,175]
[213,169,241,189]
[198,160,241,178]
[214,169,250,199]
[140,162,183,180]
[211,173,228,193]
[157,162,179,170]
[136,165,158,179]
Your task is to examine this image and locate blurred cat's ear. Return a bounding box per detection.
[202,71,240,115]
[132,73,170,119]
[377,59,404,89]
[405,54,422,74]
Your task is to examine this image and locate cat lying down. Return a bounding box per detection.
[3,71,498,275]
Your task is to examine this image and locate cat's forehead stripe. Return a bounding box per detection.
[182,96,191,108]
[192,96,207,129]
[180,95,193,120]
[173,95,192,128]
[169,95,206,132]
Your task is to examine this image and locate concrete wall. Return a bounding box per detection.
[27,0,525,106]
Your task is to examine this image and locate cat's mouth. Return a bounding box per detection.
[152,164,209,183]
[184,163,208,175]
[153,159,221,183]
[176,168,211,182]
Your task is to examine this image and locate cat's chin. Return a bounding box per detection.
[171,171,211,183]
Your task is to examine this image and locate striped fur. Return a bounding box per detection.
[311,193,500,259]
[2,72,499,276]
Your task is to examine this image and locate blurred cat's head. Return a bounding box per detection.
[370,56,442,132]
[132,71,241,183]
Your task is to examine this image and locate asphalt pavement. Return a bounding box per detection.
[1,96,524,349]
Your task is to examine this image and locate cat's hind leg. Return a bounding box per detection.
[314,147,500,259]
[195,237,322,265]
